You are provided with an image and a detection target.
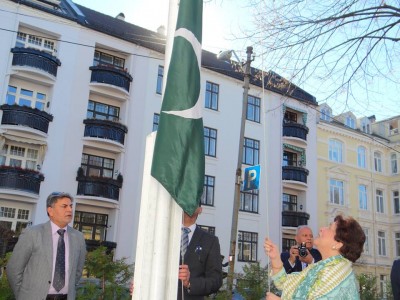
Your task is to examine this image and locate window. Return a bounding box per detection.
[380,275,388,298]
[282,238,296,253]
[238,231,258,262]
[282,193,297,211]
[6,85,48,111]
[394,191,400,214]
[359,185,368,210]
[16,31,56,55]
[376,189,384,213]
[320,108,331,121]
[357,146,366,168]
[283,151,298,166]
[87,100,120,121]
[330,179,344,205]
[247,95,260,122]
[93,50,125,69]
[152,113,160,131]
[156,66,164,94]
[81,153,115,178]
[73,211,108,241]
[0,206,29,234]
[240,189,258,213]
[374,152,382,172]
[363,228,369,255]
[395,232,400,257]
[329,139,343,163]
[378,231,386,256]
[391,153,398,174]
[243,137,260,165]
[345,116,355,129]
[284,110,297,123]
[204,127,217,157]
[205,81,219,110]
[201,175,215,206]
[198,225,215,236]
[1,144,39,170]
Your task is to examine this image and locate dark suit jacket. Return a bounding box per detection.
[7,221,87,300]
[392,259,400,300]
[281,248,322,273]
[177,226,223,300]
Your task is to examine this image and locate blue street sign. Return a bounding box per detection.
[243,165,261,191]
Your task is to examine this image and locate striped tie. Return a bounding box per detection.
[181,227,191,258]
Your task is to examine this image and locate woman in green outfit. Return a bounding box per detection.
[264,215,365,300]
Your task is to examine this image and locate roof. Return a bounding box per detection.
[12,0,318,105]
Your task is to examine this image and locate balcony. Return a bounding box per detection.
[0,166,45,194]
[282,165,309,184]
[83,119,128,145]
[1,104,53,134]
[283,122,309,141]
[11,47,61,77]
[85,240,117,253]
[76,174,122,201]
[89,65,133,92]
[282,211,310,227]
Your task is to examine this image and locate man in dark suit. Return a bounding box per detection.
[281,225,322,273]
[7,192,87,300]
[391,259,400,300]
[178,206,222,300]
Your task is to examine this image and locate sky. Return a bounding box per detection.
[72,0,399,121]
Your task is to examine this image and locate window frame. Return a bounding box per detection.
[329,179,344,205]
[73,211,109,241]
[238,230,258,262]
[243,137,260,166]
[1,143,39,171]
[87,100,120,121]
[240,189,259,213]
[374,151,382,172]
[359,185,368,210]
[6,85,48,111]
[282,193,298,211]
[204,127,217,157]
[393,190,400,214]
[16,31,56,55]
[378,231,387,256]
[329,139,343,163]
[152,113,160,132]
[156,65,164,94]
[357,146,366,169]
[201,175,215,206]
[376,189,384,213]
[247,95,260,123]
[81,153,115,179]
[205,81,219,111]
[93,50,125,69]
[391,153,398,174]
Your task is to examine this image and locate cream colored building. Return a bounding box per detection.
[317,103,400,295]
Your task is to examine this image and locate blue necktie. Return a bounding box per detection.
[53,229,65,292]
[180,227,191,258]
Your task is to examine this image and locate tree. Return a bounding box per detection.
[77,246,133,300]
[0,253,14,300]
[245,0,400,113]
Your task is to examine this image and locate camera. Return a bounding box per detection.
[297,242,308,258]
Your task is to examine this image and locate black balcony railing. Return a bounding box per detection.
[283,122,309,141]
[89,65,133,92]
[85,239,117,253]
[0,167,45,194]
[1,104,54,133]
[282,211,310,227]
[83,119,128,145]
[282,165,309,184]
[11,47,61,77]
[76,176,122,201]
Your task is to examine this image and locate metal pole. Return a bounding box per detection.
[227,46,253,293]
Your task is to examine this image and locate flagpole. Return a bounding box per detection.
[227,46,254,293]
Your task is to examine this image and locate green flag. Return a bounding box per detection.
[151,0,204,216]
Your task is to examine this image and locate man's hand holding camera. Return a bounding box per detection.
[288,242,314,265]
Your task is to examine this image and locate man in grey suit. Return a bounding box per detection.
[7,192,87,300]
[392,259,400,300]
[178,206,222,300]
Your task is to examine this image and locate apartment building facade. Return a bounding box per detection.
[0,0,319,274]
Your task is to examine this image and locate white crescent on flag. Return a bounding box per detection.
[162,27,202,120]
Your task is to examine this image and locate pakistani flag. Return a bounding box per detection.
[151,0,204,216]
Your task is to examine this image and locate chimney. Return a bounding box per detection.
[157,25,166,36]
[116,13,125,21]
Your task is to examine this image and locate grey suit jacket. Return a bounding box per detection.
[7,221,87,300]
